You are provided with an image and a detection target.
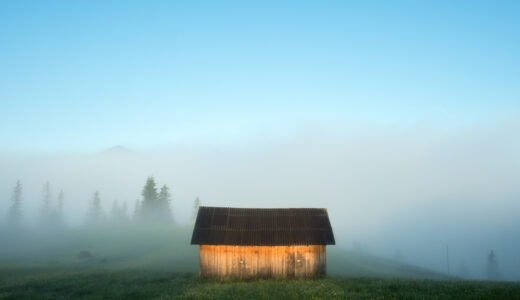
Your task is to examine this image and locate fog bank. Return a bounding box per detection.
[1,117,519,280]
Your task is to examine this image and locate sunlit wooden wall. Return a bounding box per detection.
[199,245,326,278]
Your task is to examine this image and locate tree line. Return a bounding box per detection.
[5,176,201,230]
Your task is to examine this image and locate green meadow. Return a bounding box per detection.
[1,225,518,299]
[2,269,520,299]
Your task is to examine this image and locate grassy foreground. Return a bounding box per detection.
[1,226,518,299]
[1,269,519,300]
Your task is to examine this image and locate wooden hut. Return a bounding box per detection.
[191,206,335,278]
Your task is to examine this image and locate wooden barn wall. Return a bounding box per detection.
[199,245,326,278]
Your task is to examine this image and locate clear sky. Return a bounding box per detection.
[1,0,519,153]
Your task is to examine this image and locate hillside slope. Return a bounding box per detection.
[1,225,448,280]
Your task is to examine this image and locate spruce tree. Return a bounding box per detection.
[141,177,158,221]
[87,191,103,225]
[40,181,53,227]
[7,180,23,229]
[486,250,501,280]
[157,184,172,223]
[56,190,65,226]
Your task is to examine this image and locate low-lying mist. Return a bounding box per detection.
[1,118,519,281]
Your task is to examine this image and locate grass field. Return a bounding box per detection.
[1,269,520,299]
[1,225,519,299]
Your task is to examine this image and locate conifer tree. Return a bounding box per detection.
[157,184,172,223]
[141,177,158,220]
[56,190,65,226]
[40,181,53,227]
[7,180,23,229]
[87,191,103,225]
[486,250,501,280]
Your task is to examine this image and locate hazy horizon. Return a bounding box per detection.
[2,115,519,280]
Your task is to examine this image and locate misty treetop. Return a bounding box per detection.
[83,177,175,227]
[487,250,501,281]
[5,177,178,231]
[57,190,64,225]
[137,177,173,224]
[111,200,129,225]
[39,181,65,229]
[7,180,23,229]
[87,190,104,225]
[40,181,52,226]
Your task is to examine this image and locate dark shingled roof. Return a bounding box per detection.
[191,206,335,246]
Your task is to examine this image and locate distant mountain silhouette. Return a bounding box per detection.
[101,145,132,155]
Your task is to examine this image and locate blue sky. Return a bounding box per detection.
[1,0,519,153]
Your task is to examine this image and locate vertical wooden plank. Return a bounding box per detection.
[263,246,268,277]
[274,246,279,276]
[295,246,300,278]
[296,246,301,277]
[221,246,226,277]
[271,246,275,277]
[225,245,231,276]
[303,245,312,278]
[252,246,258,277]
[305,246,311,277]
[272,246,277,276]
[284,246,288,278]
[311,245,318,276]
[235,246,242,277]
[269,246,274,277]
[238,246,243,279]
[319,245,326,276]
[213,246,220,276]
[317,245,321,276]
[259,246,265,277]
[233,245,239,278]
[257,246,262,277]
[221,246,226,276]
[257,246,261,277]
[247,246,252,278]
[242,246,247,278]
[278,246,283,277]
[280,246,285,278]
[219,246,224,277]
[231,246,237,277]
[213,245,217,277]
[264,246,269,277]
[276,246,280,276]
[209,245,214,277]
[243,246,248,279]
[281,246,285,277]
[267,246,270,277]
[288,246,295,278]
